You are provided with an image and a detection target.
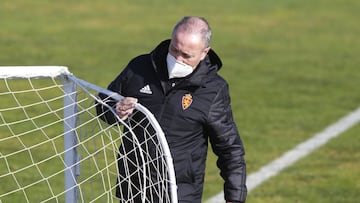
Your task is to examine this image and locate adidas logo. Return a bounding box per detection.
[140,85,153,94]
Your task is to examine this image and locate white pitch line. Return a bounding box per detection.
[206,106,360,203]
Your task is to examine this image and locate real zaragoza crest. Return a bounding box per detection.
[182,93,193,110]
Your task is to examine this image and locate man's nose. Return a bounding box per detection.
[174,54,184,63]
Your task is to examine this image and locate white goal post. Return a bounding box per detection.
[0,66,177,203]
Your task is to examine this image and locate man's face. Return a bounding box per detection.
[168,31,210,69]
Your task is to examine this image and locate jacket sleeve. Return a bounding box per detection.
[206,83,247,202]
[96,67,131,124]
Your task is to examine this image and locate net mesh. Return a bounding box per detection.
[0,68,176,203]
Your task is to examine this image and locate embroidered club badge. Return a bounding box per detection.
[182,94,193,110]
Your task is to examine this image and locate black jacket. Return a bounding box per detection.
[102,40,247,202]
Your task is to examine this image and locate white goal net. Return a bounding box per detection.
[0,66,177,203]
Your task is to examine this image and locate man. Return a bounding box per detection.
[98,16,247,203]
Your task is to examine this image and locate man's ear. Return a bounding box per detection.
[200,47,211,60]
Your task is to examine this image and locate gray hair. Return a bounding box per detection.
[172,16,212,48]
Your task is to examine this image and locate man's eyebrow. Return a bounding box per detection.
[170,44,193,57]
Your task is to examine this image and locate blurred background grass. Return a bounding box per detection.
[1,0,360,202]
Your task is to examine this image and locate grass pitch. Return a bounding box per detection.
[1,0,360,202]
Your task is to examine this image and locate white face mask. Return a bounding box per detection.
[166,53,194,79]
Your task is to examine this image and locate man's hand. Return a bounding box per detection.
[115,97,138,120]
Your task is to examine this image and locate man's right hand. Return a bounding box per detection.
[115,97,138,120]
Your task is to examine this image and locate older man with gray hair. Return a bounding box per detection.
[98,16,247,203]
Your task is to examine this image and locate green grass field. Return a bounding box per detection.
[1,0,360,202]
